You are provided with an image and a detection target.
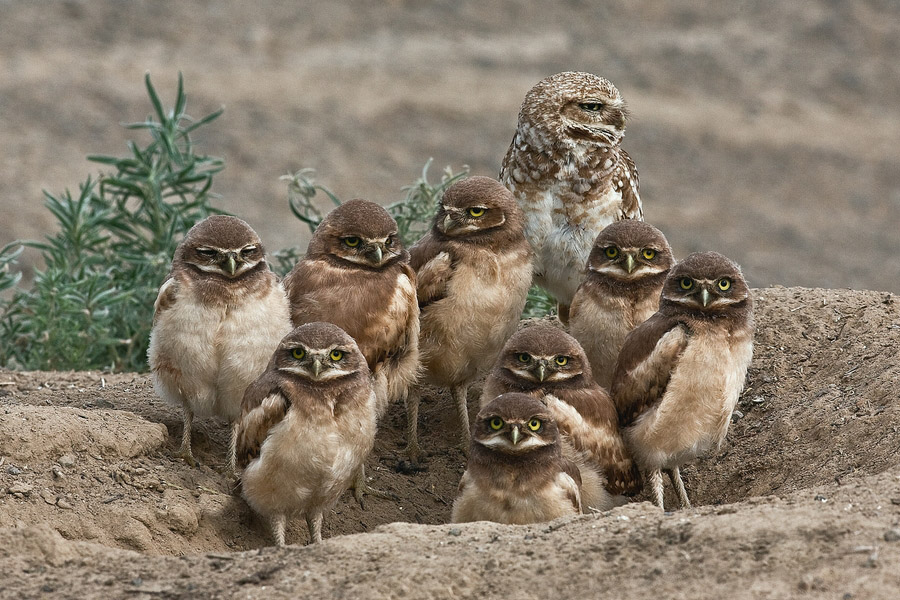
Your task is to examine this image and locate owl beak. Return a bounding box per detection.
[700,287,712,307]
[624,253,637,274]
[225,252,238,276]
[535,360,549,382]
[366,243,384,265]
[442,213,455,233]
[311,356,324,379]
[509,425,521,445]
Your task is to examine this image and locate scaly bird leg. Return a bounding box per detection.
[453,384,471,455]
[667,466,691,509]
[176,404,197,467]
[350,464,397,510]
[404,389,422,463]
[307,512,324,544]
[271,514,286,547]
[227,421,238,475]
[650,468,665,510]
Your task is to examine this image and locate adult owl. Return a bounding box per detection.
[611,252,754,510]
[452,393,582,524]
[500,71,642,322]
[480,322,641,510]
[569,220,674,389]
[148,215,291,468]
[236,322,377,546]
[408,176,532,459]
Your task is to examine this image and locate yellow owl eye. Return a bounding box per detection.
[679,277,694,290]
[604,247,619,259]
[467,207,486,218]
[516,353,531,363]
[291,348,305,360]
[329,350,344,361]
[642,249,657,260]
[527,419,542,431]
[489,417,504,431]
[579,102,604,112]
[385,237,393,247]
[718,278,732,291]
[343,237,361,248]
[554,356,569,366]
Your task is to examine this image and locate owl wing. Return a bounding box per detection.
[559,456,584,514]
[544,390,642,496]
[618,150,642,220]
[235,374,288,469]
[152,277,178,321]
[611,312,688,427]
[410,236,453,307]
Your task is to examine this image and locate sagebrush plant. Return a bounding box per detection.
[0,73,223,371]
[0,74,553,373]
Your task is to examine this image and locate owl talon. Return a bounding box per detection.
[176,448,198,468]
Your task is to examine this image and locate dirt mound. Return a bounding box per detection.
[1,286,899,597]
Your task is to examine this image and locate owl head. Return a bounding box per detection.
[307,199,407,269]
[432,176,524,245]
[272,322,369,384]
[519,71,628,147]
[175,215,267,280]
[661,252,752,317]
[474,393,560,455]
[586,220,674,285]
[494,323,592,391]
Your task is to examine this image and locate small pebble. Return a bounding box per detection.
[40,489,57,505]
[58,454,76,468]
[448,528,461,537]
[56,498,73,510]
[6,465,21,476]
[814,494,827,503]
[884,529,900,542]
[731,410,744,422]
[51,467,64,480]
[8,482,32,496]
[750,396,766,405]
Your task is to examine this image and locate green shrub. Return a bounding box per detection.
[0,74,553,373]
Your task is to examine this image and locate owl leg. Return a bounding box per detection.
[453,384,471,456]
[404,390,422,463]
[271,514,286,547]
[667,467,691,509]
[226,421,238,475]
[649,468,665,510]
[350,464,398,509]
[176,404,197,467]
[556,303,571,326]
[306,512,323,544]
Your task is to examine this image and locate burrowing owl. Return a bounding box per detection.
[569,220,674,389]
[500,71,642,322]
[480,322,641,510]
[236,322,377,546]
[282,199,418,502]
[452,393,582,524]
[611,252,754,510]
[408,176,532,459]
[148,215,291,468]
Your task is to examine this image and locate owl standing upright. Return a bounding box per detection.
[452,393,583,525]
[480,323,641,511]
[148,215,291,468]
[611,252,754,510]
[235,323,377,546]
[408,176,532,459]
[569,220,674,389]
[500,71,642,322]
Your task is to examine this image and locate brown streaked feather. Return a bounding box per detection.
[619,150,642,220]
[611,313,688,427]
[152,277,178,321]
[413,250,453,307]
[559,456,584,513]
[545,392,642,496]
[236,372,289,468]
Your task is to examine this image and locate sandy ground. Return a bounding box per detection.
[1,1,899,293]
[1,286,899,598]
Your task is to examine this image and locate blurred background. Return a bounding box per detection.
[2,0,899,293]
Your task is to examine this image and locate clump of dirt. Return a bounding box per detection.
[1,286,899,598]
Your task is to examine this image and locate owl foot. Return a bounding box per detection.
[175,447,198,468]
[350,465,397,509]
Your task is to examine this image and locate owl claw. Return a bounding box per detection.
[175,447,198,468]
